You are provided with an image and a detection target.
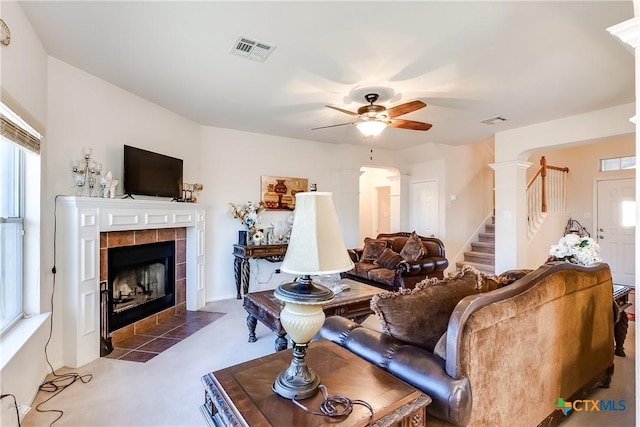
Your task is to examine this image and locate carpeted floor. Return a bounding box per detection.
[22,300,636,427]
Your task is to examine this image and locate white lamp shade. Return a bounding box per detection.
[356,120,387,137]
[281,192,354,275]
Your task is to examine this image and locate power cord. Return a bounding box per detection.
[290,385,374,426]
[35,195,93,427]
[1,394,21,427]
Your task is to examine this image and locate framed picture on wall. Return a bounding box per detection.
[261,176,308,210]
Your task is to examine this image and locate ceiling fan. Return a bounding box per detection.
[312,93,433,137]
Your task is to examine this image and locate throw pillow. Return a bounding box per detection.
[498,269,533,286]
[361,238,388,262]
[370,265,484,352]
[399,231,425,261]
[374,248,404,269]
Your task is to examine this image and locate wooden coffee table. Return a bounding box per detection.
[200,339,431,427]
[243,279,381,351]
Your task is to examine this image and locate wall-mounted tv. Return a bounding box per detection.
[123,145,183,199]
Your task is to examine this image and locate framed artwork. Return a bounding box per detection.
[261,176,308,210]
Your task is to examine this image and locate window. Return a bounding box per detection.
[0,100,42,334]
[0,135,25,333]
[600,155,636,172]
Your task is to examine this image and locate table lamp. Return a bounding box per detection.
[272,192,355,400]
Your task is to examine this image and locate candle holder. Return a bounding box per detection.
[70,147,103,197]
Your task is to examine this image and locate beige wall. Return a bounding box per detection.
[527,134,635,235]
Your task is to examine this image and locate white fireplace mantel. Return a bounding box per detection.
[56,196,206,368]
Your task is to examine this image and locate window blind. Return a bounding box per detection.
[1,114,41,153]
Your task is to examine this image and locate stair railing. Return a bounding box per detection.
[526,156,569,235]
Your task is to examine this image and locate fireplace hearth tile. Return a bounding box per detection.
[119,350,159,363]
[113,334,155,350]
[105,310,225,363]
[137,323,177,337]
[177,228,186,239]
[138,337,181,353]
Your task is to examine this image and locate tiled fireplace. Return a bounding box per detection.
[56,197,206,368]
[101,228,186,340]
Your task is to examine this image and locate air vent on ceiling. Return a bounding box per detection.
[230,37,276,62]
[481,116,507,125]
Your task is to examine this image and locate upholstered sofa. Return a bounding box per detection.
[320,262,615,427]
[342,232,448,291]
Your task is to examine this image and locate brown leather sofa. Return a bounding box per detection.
[320,262,615,426]
[342,232,448,290]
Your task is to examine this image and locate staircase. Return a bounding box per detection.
[456,217,495,274]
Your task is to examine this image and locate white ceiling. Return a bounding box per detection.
[19,1,635,150]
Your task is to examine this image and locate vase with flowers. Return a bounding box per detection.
[229,201,266,244]
[548,234,602,266]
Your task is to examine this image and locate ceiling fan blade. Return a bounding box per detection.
[388,119,432,131]
[386,100,427,118]
[311,122,357,130]
[326,105,359,116]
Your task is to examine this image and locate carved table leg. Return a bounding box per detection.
[247,314,257,343]
[234,257,242,299]
[241,259,251,297]
[275,334,288,352]
[615,310,629,357]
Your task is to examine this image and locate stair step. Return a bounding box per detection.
[456,261,495,275]
[471,241,495,254]
[478,232,495,243]
[463,251,495,265]
[485,223,495,233]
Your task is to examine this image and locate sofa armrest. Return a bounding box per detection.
[348,248,363,263]
[319,316,472,426]
[401,259,436,276]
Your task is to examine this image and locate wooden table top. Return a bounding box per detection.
[202,339,430,427]
[246,279,381,312]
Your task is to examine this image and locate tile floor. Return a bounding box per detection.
[104,310,225,362]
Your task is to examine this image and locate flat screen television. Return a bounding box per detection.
[123,145,183,199]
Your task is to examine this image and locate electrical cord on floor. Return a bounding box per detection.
[291,385,374,426]
[1,394,21,427]
[35,196,93,427]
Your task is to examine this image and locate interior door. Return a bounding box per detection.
[410,180,438,237]
[596,178,635,286]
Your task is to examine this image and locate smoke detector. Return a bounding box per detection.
[230,37,276,62]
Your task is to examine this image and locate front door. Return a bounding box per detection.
[596,178,635,286]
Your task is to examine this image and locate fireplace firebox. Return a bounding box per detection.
[108,241,176,332]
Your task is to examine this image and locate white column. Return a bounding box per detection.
[490,161,532,273]
[336,169,362,248]
[388,174,411,232]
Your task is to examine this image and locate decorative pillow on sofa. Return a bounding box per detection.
[362,238,388,262]
[374,248,404,269]
[370,265,485,352]
[399,231,425,261]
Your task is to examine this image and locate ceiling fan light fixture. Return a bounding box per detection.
[356,120,387,138]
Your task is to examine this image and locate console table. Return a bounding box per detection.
[233,243,287,299]
[613,284,633,357]
[200,339,431,427]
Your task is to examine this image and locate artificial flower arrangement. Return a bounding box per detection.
[229,201,266,233]
[548,234,602,266]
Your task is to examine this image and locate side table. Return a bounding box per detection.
[232,243,287,299]
[243,279,381,351]
[200,339,431,427]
